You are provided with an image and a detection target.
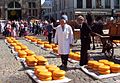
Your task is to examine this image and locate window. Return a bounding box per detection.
[28,2,31,8]
[105,0,111,8]
[96,0,102,8]
[77,0,82,8]
[29,9,31,16]
[86,0,92,8]
[32,2,36,8]
[8,2,14,8]
[114,0,119,8]
[15,2,21,8]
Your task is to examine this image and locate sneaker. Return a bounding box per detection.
[75,64,82,69]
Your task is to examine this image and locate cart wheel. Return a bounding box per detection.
[104,46,114,58]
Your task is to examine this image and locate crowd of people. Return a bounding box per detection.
[0,13,106,70]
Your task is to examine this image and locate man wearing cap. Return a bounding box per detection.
[54,18,74,70]
[76,15,92,68]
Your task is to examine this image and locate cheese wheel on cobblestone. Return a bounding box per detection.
[87,60,98,69]
[110,64,120,73]
[53,47,58,53]
[99,70,110,74]
[69,52,75,59]
[35,68,48,76]
[72,53,80,61]
[18,50,27,58]
[44,44,52,49]
[93,63,104,70]
[99,59,109,64]
[10,43,17,47]
[43,41,49,44]
[20,45,28,50]
[48,67,60,73]
[38,71,52,78]
[53,70,65,77]
[104,61,114,66]
[37,40,41,44]
[98,65,110,71]
[39,77,52,81]
[25,50,35,56]
[46,64,58,69]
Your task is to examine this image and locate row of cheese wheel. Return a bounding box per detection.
[88,59,120,74]
[34,65,66,81]
[25,36,59,54]
[6,37,66,81]
[6,37,37,58]
[25,56,48,67]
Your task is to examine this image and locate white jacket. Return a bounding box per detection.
[54,24,74,54]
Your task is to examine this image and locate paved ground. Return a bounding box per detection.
[0,35,120,83]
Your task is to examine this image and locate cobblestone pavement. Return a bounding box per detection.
[0,35,120,83]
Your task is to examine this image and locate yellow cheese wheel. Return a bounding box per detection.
[104,61,114,66]
[46,64,58,69]
[72,54,80,61]
[87,60,98,69]
[20,45,28,50]
[110,64,120,70]
[93,63,104,70]
[34,66,46,70]
[10,43,17,46]
[25,50,35,56]
[18,50,27,58]
[14,46,21,51]
[39,77,52,81]
[98,65,110,71]
[34,68,48,76]
[69,52,75,59]
[53,70,65,77]
[53,76,65,80]
[99,59,109,64]
[48,67,60,73]
[53,47,58,53]
[99,70,110,74]
[38,71,52,78]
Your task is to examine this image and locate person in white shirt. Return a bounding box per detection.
[54,18,74,70]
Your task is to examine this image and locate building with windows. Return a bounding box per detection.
[41,0,52,20]
[0,0,41,20]
[52,0,120,20]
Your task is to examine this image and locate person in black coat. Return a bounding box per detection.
[76,15,92,67]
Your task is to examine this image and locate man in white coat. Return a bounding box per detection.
[54,19,74,70]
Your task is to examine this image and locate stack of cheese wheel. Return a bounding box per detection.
[72,53,80,61]
[46,64,60,73]
[110,64,120,73]
[10,43,17,47]
[53,70,66,80]
[87,60,98,69]
[14,46,21,52]
[69,52,74,59]
[44,44,52,50]
[34,66,48,77]
[18,50,27,58]
[7,39,13,43]
[20,45,28,50]
[53,47,58,54]
[98,65,110,74]
[38,71,52,81]
[25,50,35,56]
[35,56,48,65]
[25,56,38,67]
[93,62,104,71]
